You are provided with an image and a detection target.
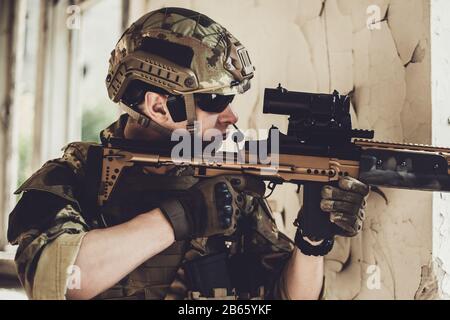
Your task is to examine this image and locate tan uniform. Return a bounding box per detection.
[8,115,294,300]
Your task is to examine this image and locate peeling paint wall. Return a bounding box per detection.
[130,0,432,299]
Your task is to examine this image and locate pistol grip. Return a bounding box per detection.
[301,182,335,240]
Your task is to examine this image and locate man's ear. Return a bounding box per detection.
[142,92,169,123]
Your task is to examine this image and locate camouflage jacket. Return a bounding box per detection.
[7,115,294,300]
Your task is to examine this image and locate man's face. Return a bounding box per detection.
[194,104,239,141]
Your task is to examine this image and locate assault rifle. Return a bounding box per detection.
[86,85,450,239]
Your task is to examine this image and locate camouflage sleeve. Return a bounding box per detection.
[10,192,89,299]
[8,142,93,300]
[244,196,294,300]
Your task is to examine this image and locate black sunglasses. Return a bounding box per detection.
[167,94,235,122]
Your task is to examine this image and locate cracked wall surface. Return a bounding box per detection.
[136,0,432,299]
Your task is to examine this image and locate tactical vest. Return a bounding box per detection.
[90,163,292,300]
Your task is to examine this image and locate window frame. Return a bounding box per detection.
[0,0,26,250]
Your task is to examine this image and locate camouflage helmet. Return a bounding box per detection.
[106,8,255,135]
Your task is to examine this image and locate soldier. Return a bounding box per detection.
[7,8,369,300]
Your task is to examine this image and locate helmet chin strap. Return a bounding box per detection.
[118,93,197,138]
[118,101,172,138]
[183,94,197,135]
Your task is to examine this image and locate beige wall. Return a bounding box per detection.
[134,0,432,299]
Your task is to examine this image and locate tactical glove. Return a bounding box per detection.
[159,175,265,241]
[319,176,369,237]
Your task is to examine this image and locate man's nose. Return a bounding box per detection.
[217,105,239,125]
